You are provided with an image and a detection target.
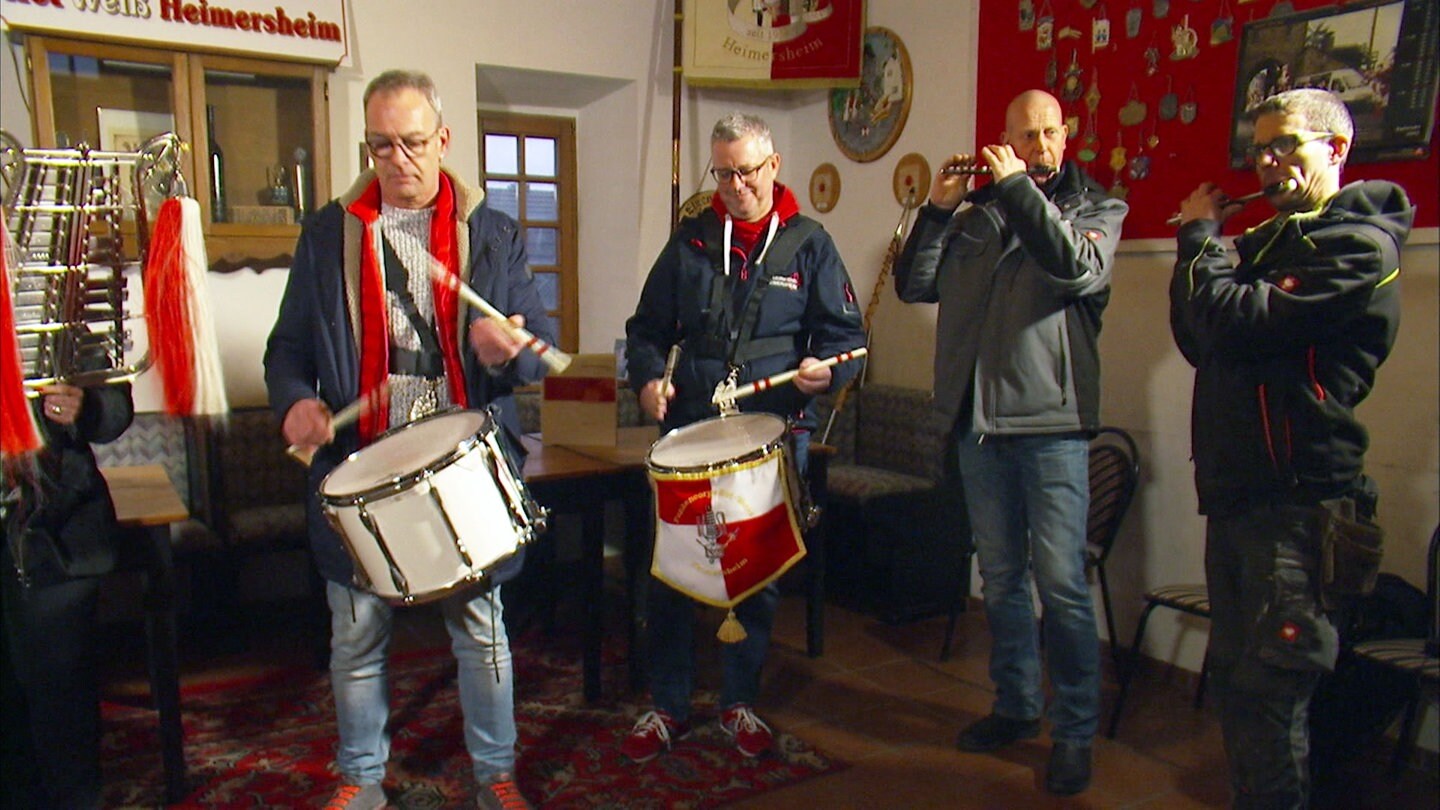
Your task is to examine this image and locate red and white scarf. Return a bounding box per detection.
[346,173,468,444]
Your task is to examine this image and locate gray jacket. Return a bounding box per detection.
[895,161,1125,435]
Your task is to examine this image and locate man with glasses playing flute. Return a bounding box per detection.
[1170,88,1411,809]
[895,89,1126,796]
[621,111,865,763]
[265,69,552,810]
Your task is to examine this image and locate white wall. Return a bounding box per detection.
[4,0,1436,680]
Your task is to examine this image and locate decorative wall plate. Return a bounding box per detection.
[808,162,841,213]
[892,152,931,209]
[828,27,913,163]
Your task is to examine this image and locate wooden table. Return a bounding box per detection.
[101,465,189,805]
[520,430,658,701]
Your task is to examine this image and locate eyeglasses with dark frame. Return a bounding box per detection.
[1243,131,1332,166]
[710,153,775,184]
[365,125,444,158]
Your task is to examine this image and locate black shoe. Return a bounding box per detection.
[955,713,1041,753]
[1045,741,1093,796]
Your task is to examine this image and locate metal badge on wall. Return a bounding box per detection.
[892,152,931,209]
[809,163,841,213]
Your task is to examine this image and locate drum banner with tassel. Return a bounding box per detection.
[649,445,806,642]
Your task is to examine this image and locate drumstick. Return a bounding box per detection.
[659,344,681,396]
[427,263,573,374]
[712,347,868,405]
[286,381,389,467]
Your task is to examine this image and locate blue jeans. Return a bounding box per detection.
[953,430,1100,744]
[644,429,807,720]
[326,581,515,785]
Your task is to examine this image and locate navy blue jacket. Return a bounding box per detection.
[625,207,865,433]
[265,170,555,585]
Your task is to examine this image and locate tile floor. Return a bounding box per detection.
[103,588,1436,809]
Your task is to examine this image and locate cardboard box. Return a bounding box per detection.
[541,353,617,446]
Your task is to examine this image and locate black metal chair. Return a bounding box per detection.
[1085,427,1141,669]
[1350,525,1440,773]
[938,426,1140,663]
[1106,583,1211,738]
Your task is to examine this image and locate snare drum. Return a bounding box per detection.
[319,409,546,604]
[645,412,807,608]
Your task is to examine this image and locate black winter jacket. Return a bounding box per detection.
[1170,180,1411,515]
[3,384,134,586]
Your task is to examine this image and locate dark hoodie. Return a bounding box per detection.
[1170,179,1412,516]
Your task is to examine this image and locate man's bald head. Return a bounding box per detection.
[1006,90,1062,131]
[1002,89,1068,176]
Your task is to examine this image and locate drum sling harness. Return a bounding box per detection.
[694,210,820,370]
[381,235,447,379]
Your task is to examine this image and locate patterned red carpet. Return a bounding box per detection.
[101,639,845,808]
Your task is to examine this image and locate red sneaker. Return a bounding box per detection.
[621,709,689,762]
[720,704,773,758]
[323,783,387,810]
[476,771,532,810]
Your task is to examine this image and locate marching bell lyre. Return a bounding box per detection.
[2,130,188,393]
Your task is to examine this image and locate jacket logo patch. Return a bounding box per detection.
[1084,229,1104,241]
[1277,275,1301,292]
[1278,621,1301,644]
[769,274,800,291]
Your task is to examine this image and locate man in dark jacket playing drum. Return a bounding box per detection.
[622,111,865,763]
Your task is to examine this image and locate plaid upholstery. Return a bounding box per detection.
[92,412,193,508]
[815,385,971,624]
[201,408,308,549]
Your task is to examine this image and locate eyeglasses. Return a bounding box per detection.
[1243,132,1332,165]
[365,125,443,158]
[710,154,774,184]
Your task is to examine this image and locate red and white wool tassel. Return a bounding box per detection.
[143,197,228,417]
[0,217,42,458]
[1,217,44,457]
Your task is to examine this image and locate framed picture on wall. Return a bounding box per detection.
[1230,0,1440,167]
[96,108,175,214]
[96,108,175,153]
[828,27,913,163]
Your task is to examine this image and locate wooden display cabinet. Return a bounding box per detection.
[24,35,330,272]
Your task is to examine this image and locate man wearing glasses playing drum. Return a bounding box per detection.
[1170,88,1411,809]
[622,112,866,762]
[265,70,553,810]
[895,89,1126,796]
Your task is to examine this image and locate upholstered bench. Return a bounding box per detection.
[814,384,972,624]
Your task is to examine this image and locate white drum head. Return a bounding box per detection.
[322,410,488,498]
[648,412,786,470]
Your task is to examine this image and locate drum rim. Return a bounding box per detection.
[319,408,492,504]
[645,411,789,475]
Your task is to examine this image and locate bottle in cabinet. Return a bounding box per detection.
[206,104,227,222]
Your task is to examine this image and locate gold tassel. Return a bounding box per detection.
[716,609,748,643]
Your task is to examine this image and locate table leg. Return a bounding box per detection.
[581,501,605,703]
[141,525,186,803]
